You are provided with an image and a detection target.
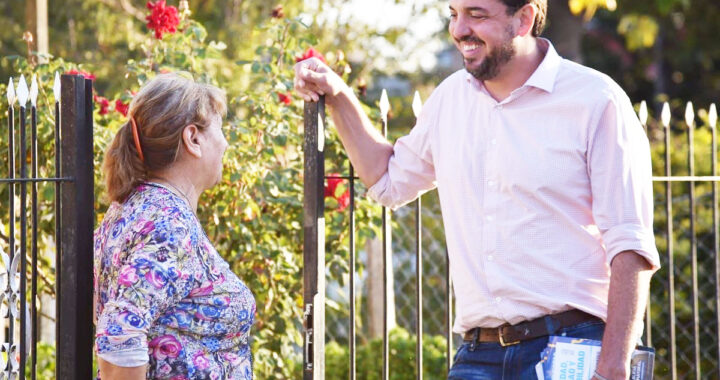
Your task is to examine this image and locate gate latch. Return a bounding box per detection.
[303,304,313,371]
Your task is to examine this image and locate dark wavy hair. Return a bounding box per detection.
[500,0,547,37]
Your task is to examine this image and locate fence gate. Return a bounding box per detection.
[302,94,451,380]
[3,73,94,380]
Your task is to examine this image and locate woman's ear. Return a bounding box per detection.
[182,124,203,158]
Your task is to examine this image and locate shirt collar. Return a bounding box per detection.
[523,38,561,93]
[464,38,562,94]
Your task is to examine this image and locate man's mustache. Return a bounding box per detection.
[456,36,484,45]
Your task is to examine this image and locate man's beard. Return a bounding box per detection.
[463,27,516,81]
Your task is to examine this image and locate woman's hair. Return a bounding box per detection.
[102,73,227,203]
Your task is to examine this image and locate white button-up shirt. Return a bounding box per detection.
[368,40,660,333]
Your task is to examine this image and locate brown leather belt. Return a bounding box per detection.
[462,309,601,347]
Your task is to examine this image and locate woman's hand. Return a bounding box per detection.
[98,357,147,380]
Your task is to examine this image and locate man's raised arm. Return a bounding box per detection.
[294,57,393,187]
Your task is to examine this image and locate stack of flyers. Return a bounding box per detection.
[534,336,655,380]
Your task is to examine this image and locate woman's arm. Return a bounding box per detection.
[98,357,147,380]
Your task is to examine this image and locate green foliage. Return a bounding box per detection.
[24,342,55,380]
[324,328,449,380]
[0,5,381,378]
[617,14,659,51]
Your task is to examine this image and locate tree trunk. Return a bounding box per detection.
[544,0,586,63]
[25,0,49,63]
[366,237,397,338]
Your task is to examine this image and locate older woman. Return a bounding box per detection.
[94,73,255,379]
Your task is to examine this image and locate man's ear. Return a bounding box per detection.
[181,124,203,159]
[515,3,537,37]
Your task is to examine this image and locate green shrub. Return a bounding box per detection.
[326,328,449,380]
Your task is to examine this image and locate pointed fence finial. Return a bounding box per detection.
[7,78,16,106]
[661,102,671,128]
[709,104,717,129]
[638,100,648,126]
[379,89,390,122]
[16,75,29,107]
[685,101,695,128]
[53,72,61,102]
[29,74,38,107]
[412,91,423,118]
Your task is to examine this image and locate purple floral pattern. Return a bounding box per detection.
[94,183,255,379]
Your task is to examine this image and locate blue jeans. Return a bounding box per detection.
[447,319,605,380]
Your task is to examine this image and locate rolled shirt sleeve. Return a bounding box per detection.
[368,96,438,210]
[95,219,199,367]
[588,90,661,270]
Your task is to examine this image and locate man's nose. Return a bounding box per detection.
[450,15,471,41]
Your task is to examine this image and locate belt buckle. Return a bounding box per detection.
[498,325,520,347]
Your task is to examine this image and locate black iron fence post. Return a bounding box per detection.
[56,74,94,380]
[303,98,326,380]
[6,78,17,380]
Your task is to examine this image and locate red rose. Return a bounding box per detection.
[277,92,292,105]
[271,5,284,19]
[325,173,342,198]
[94,95,110,115]
[324,173,351,211]
[146,0,180,39]
[66,69,96,81]
[357,77,367,97]
[336,191,350,211]
[296,47,327,64]
[115,99,129,117]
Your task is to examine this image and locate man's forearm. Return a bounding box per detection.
[595,250,654,380]
[326,89,394,187]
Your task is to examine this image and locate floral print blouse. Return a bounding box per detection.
[94,183,255,379]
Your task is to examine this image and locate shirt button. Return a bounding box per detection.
[485,215,493,222]
[487,255,494,261]
[487,180,495,186]
[491,139,497,145]
[495,297,502,303]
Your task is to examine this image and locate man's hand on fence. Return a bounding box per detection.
[294,57,350,104]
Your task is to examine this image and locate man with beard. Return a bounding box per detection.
[294,0,659,379]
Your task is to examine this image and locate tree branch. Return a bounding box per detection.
[97,0,146,22]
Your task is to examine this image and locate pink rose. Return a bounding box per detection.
[111,250,122,266]
[158,363,172,375]
[224,352,241,364]
[149,335,182,360]
[192,351,210,370]
[189,282,214,297]
[145,268,167,289]
[138,220,155,235]
[117,265,139,286]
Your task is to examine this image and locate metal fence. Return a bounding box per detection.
[2,73,94,379]
[303,95,720,379]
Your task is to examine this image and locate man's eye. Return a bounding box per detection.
[449,13,457,19]
[470,13,487,19]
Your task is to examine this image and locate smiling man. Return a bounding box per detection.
[294,0,659,379]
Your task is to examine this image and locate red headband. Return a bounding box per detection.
[130,116,145,162]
